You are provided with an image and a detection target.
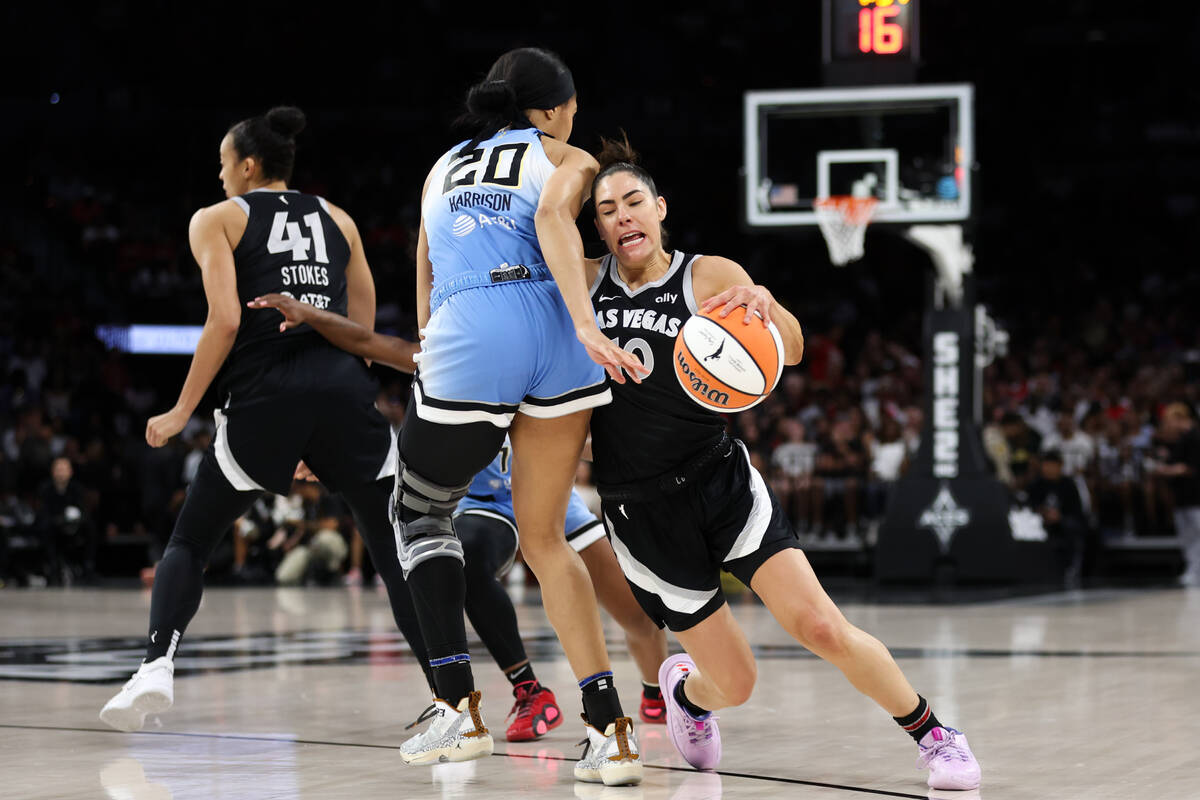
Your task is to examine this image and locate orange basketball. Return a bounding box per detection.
[673,305,784,412]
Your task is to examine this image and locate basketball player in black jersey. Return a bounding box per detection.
[584,137,981,792]
[99,107,435,734]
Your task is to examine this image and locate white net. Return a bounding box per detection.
[814,196,878,266]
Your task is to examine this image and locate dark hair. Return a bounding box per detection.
[591,132,668,245]
[228,106,307,183]
[455,47,575,154]
[1041,449,1063,464]
[593,131,659,199]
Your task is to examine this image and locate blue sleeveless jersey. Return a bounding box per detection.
[456,438,597,535]
[422,128,557,311]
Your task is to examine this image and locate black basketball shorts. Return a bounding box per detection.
[212,344,396,496]
[600,440,800,632]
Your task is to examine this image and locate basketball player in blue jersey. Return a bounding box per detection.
[582,138,981,792]
[98,107,438,733]
[246,308,672,742]
[261,49,646,783]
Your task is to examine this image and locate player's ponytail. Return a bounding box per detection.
[229,105,307,183]
[454,47,575,155]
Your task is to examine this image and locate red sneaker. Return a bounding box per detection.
[639,693,666,724]
[505,681,563,742]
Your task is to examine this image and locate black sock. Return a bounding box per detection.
[407,557,473,706]
[674,675,710,719]
[146,542,207,661]
[580,670,623,731]
[506,662,536,688]
[894,695,942,742]
[642,681,662,702]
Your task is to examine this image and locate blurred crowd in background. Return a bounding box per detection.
[5,3,1197,587]
[2,162,1197,588]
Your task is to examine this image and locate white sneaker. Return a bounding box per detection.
[399,690,493,765]
[99,657,174,732]
[574,716,643,786]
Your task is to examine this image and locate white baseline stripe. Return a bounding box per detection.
[722,441,773,562]
[606,514,718,615]
[213,409,266,492]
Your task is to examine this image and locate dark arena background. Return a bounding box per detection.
[3,3,1199,799]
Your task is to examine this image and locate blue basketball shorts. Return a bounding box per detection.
[413,279,611,427]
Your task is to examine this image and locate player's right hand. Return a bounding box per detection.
[577,325,650,385]
[146,407,188,448]
[247,293,309,333]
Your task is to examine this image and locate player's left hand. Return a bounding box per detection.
[701,285,774,326]
[146,407,189,448]
[247,293,310,333]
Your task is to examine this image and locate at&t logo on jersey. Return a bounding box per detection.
[452,215,477,237]
[450,212,518,236]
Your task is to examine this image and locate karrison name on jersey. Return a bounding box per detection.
[280,264,331,286]
[448,192,513,214]
[595,308,683,337]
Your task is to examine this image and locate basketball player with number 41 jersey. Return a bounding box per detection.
[584,137,981,793]
[100,107,435,735]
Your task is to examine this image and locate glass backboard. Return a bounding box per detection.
[744,83,973,227]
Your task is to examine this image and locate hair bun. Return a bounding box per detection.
[466,80,518,116]
[265,106,307,138]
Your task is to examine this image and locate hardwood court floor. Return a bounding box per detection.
[1,584,1198,799]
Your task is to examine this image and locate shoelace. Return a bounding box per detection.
[917,730,969,768]
[507,684,539,722]
[405,703,440,731]
[682,714,719,745]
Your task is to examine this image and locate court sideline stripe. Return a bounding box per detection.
[0,723,927,799]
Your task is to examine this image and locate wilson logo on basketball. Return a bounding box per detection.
[676,350,732,407]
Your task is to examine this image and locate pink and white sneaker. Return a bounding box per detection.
[917,726,981,790]
[658,654,721,770]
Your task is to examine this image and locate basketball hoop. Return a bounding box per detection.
[814,195,878,266]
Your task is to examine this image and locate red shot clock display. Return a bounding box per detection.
[824,0,920,63]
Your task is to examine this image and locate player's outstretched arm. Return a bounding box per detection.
[536,142,648,384]
[146,204,241,447]
[246,293,419,374]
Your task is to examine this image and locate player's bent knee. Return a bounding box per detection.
[712,660,757,707]
[798,614,847,658]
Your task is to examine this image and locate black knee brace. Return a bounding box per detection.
[391,459,471,577]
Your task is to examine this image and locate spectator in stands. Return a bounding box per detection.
[1093,417,1139,536]
[1001,412,1042,490]
[271,482,349,587]
[864,415,908,522]
[770,418,818,534]
[1024,451,1087,587]
[35,457,95,584]
[1151,403,1200,585]
[814,417,866,541]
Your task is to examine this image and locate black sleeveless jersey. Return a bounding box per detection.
[219,189,351,393]
[589,251,727,486]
